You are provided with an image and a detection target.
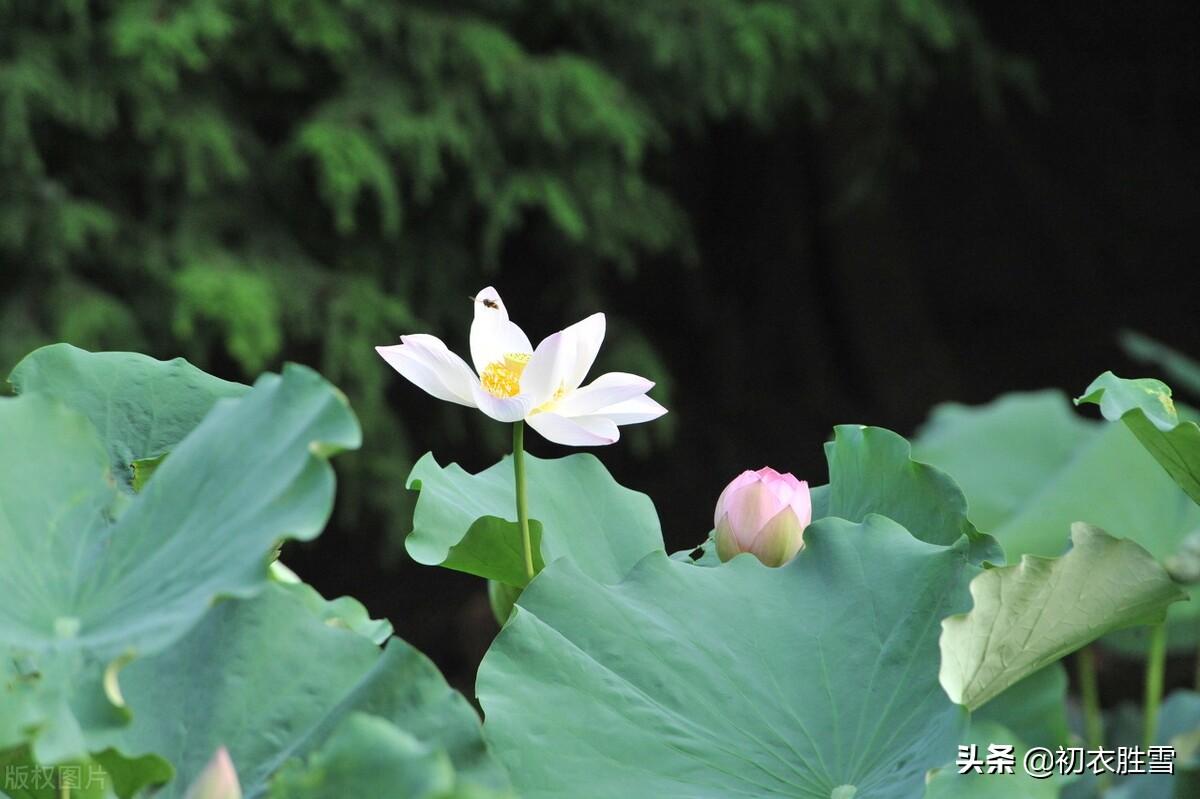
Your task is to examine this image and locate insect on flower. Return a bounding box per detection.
[376,287,666,445]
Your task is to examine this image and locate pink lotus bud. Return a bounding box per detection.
[714,467,811,567]
[183,747,242,799]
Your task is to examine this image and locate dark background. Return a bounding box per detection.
[3,1,1198,691]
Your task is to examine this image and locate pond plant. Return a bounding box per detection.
[2,291,1199,798]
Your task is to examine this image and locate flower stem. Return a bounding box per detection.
[513,421,535,581]
[1195,641,1200,691]
[1143,623,1168,749]
[1077,646,1104,751]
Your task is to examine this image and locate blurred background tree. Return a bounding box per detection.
[21,0,1200,685]
[0,0,1025,534]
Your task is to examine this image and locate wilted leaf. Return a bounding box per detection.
[914,391,1200,651]
[939,523,1187,711]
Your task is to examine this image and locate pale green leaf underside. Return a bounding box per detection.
[479,516,978,799]
[914,391,1200,649]
[407,452,662,586]
[1077,370,1200,505]
[940,523,1187,711]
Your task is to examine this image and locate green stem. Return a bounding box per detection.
[1144,623,1169,749]
[1077,646,1104,751]
[1195,640,1200,692]
[513,421,534,581]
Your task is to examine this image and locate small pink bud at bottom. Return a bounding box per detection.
[184,747,242,799]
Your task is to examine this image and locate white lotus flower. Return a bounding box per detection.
[376,287,667,445]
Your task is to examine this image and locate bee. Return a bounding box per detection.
[470,293,502,311]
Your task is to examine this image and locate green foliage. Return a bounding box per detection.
[97,583,505,798]
[973,664,1070,750]
[817,424,1002,564]
[1077,372,1200,506]
[0,360,358,774]
[680,422,1002,565]
[0,347,504,798]
[939,523,1186,711]
[924,720,1068,799]
[479,517,978,799]
[1104,691,1200,799]
[268,713,457,799]
[406,451,663,585]
[914,391,1200,651]
[8,343,248,488]
[0,0,1025,549]
[8,341,1200,796]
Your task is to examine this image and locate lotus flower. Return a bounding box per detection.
[377,287,666,445]
[714,467,811,567]
[183,748,241,799]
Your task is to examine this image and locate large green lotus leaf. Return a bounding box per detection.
[406,452,662,586]
[940,524,1186,712]
[913,392,1200,649]
[93,581,506,798]
[820,425,1002,563]
[479,515,979,799]
[7,344,248,489]
[0,364,359,764]
[98,582,379,797]
[1077,371,1200,506]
